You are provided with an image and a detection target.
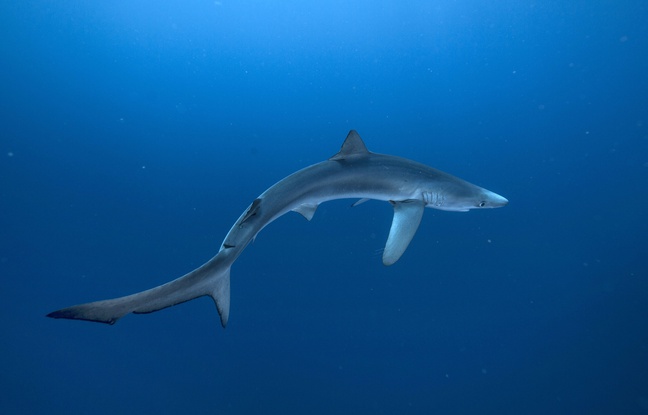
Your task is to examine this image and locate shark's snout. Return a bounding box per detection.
[490,192,508,208]
[478,189,508,209]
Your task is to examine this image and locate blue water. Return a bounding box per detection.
[2,1,647,414]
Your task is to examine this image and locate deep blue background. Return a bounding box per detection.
[1,1,647,414]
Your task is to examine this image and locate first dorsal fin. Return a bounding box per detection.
[330,130,370,161]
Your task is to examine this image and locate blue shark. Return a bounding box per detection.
[47,131,508,327]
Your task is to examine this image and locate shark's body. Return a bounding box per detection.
[48,131,508,327]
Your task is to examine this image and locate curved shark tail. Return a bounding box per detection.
[46,256,232,328]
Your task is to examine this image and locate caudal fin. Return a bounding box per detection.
[47,256,232,327]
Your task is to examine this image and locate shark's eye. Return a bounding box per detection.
[479,201,486,207]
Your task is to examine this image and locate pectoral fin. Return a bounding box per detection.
[383,199,425,266]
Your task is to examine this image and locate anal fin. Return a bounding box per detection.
[351,198,370,207]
